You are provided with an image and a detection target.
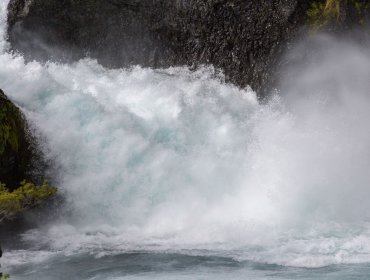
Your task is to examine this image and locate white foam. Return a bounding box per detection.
[2,0,370,269]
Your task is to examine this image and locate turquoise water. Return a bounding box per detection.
[2,1,370,279]
[8,251,370,280]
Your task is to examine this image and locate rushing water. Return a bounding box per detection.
[2,1,370,279]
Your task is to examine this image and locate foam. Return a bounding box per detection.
[2,0,370,269]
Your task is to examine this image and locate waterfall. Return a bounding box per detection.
[2,0,370,272]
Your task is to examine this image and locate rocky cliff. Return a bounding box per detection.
[6,0,370,95]
[0,89,35,189]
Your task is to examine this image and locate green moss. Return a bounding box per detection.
[307,1,327,28]
[0,180,57,222]
[0,99,22,156]
[307,0,342,30]
[0,91,38,188]
[307,0,370,30]
[324,0,342,18]
[351,0,370,25]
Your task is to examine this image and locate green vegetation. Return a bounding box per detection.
[307,0,342,29]
[307,1,326,28]
[0,179,56,279]
[0,102,21,156]
[307,0,370,29]
[324,0,342,18]
[0,180,57,222]
[352,0,370,25]
[0,90,31,187]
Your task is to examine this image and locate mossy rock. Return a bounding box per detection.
[307,0,370,31]
[0,89,33,189]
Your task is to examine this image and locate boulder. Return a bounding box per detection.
[0,89,33,189]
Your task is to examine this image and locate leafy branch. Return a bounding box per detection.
[0,181,57,223]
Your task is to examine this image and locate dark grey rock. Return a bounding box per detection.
[0,89,43,190]
[6,0,370,95]
[6,0,314,95]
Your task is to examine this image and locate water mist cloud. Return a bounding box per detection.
[277,35,370,222]
[2,0,370,265]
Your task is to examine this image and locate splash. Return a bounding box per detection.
[2,0,370,269]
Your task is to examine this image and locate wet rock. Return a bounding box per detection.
[6,0,312,95]
[6,0,370,95]
[0,89,33,189]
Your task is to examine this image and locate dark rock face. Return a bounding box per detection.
[6,0,370,95]
[0,89,33,189]
[6,0,313,95]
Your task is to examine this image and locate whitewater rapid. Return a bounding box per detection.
[2,0,370,273]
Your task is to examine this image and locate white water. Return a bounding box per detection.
[2,1,370,273]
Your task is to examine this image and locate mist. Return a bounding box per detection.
[2,1,370,276]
